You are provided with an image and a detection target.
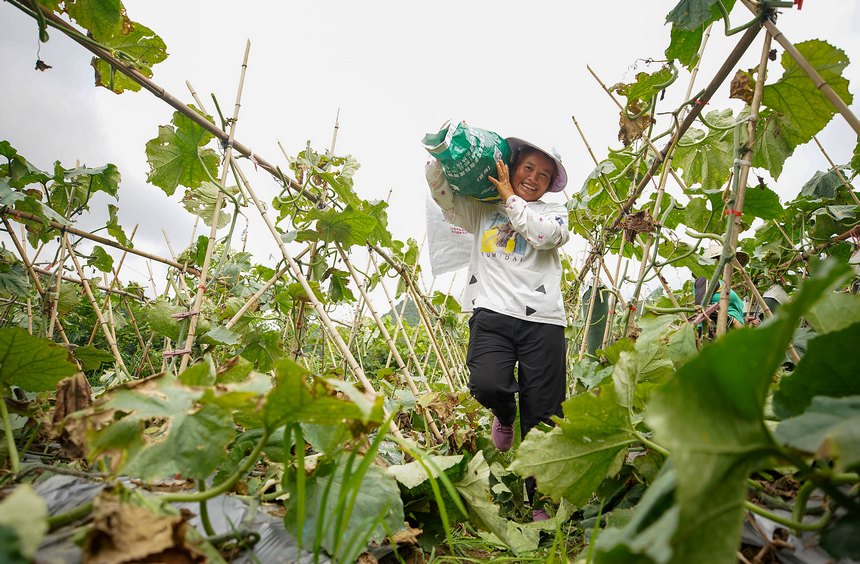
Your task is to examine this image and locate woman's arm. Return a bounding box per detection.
[505,197,570,250]
[425,160,483,233]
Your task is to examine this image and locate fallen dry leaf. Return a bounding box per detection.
[82,492,207,564]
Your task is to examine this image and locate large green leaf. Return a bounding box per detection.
[64,163,121,199]
[594,467,678,564]
[73,345,116,372]
[0,328,78,393]
[762,40,853,150]
[666,0,731,31]
[83,375,235,480]
[774,395,860,472]
[801,168,851,200]
[674,109,736,193]
[0,485,48,560]
[283,455,404,561]
[749,108,794,180]
[181,181,237,229]
[453,452,570,554]
[773,322,860,419]
[646,259,849,564]
[145,110,220,196]
[92,22,169,94]
[741,185,783,220]
[66,0,125,42]
[86,245,114,273]
[0,260,30,298]
[389,454,467,494]
[509,384,636,508]
[806,292,860,335]
[263,358,383,431]
[306,206,379,247]
[615,67,676,107]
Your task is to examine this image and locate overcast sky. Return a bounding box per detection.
[1,0,858,311]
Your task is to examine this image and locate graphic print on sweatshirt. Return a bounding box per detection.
[480,212,526,257]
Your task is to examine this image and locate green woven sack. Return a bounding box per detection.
[422,122,511,201]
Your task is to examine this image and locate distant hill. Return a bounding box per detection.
[383,297,420,327]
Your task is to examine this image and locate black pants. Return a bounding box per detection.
[466,308,566,503]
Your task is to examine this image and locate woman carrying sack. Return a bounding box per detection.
[426,137,569,521]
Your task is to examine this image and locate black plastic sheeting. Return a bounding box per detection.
[32,474,393,564]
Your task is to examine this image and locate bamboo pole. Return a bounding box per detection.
[601,231,627,350]
[30,266,145,299]
[2,218,70,343]
[370,245,456,392]
[225,264,289,330]
[87,225,138,345]
[577,22,762,282]
[739,0,860,136]
[716,32,772,337]
[229,154,404,440]
[812,136,860,206]
[64,236,126,369]
[337,243,444,443]
[0,209,190,271]
[179,41,251,373]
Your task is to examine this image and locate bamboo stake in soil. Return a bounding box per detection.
[64,236,126,370]
[337,242,444,444]
[229,154,405,440]
[716,32,772,337]
[179,41,251,373]
[370,245,456,392]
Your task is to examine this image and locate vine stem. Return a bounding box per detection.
[744,501,831,532]
[631,428,669,457]
[1,399,20,473]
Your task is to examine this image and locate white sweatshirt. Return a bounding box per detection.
[426,161,569,326]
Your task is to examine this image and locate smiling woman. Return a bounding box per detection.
[426,136,571,521]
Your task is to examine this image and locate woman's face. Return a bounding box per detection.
[510,151,555,202]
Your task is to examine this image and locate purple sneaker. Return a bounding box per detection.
[532,509,550,522]
[491,416,514,452]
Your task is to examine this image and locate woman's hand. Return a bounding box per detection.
[489,160,515,202]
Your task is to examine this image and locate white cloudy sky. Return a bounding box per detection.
[1,0,858,311]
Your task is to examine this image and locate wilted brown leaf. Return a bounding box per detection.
[729,69,756,104]
[52,372,95,459]
[618,101,656,147]
[82,492,207,564]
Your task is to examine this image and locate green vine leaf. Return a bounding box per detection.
[73,345,116,372]
[646,259,849,563]
[65,163,121,199]
[801,168,852,200]
[181,181,238,228]
[81,375,235,481]
[666,25,704,70]
[674,109,736,193]
[306,206,379,248]
[806,292,860,335]
[749,109,793,180]
[263,358,383,432]
[774,395,860,472]
[66,0,127,43]
[741,184,783,221]
[145,109,220,197]
[0,328,78,394]
[614,67,675,108]
[666,0,735,31]
[509,384,636,508]
[762,40,853,150]
[86,245,114,273]
[0,254,30,298]
[92,23,169,94]
[773,321,860,419]
[105,203,131,248]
